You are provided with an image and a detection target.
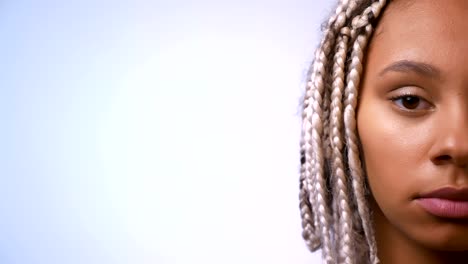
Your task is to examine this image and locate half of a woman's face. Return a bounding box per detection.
[357,0,468,252]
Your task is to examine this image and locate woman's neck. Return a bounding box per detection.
[371,200,468,264]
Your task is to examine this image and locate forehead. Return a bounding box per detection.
[366,0,468,75]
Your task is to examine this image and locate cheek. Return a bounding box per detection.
[357,100,468,251]
[356,103,429,211]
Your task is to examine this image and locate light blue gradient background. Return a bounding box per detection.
[0,0,334,263]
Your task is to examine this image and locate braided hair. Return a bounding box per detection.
[299,0,389,263]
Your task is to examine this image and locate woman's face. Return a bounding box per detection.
[357,0,468,252]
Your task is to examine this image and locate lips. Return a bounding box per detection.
[416,187,468,219]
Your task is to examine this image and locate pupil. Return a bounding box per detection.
[402,96,419,109]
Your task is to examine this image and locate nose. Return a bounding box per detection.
[430,109,468,168]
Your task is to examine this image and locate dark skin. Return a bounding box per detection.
[357,0,468,263]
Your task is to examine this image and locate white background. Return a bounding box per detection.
[0,0,335,263]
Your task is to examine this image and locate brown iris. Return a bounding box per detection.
[402,96,420,109]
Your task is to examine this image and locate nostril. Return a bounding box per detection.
[433,155,451,164]
[438,155,451,160]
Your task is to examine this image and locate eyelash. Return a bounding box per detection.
[389,93,432,111]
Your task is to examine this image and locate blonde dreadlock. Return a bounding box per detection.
[299,0,389,263]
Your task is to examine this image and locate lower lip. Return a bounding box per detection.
[417,198,468,219]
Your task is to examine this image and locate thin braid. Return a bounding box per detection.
[300,56,323,252]
[299,130,321,250]
[327,3,356,264]
[323,0,353,161]
[299,0,389,263]
[330,31,354,264]
[313,3,367,262]
[300,2,352,260]
[300,47,329,252]
[344,2,387,263]
[304,39,341,264]
[344,30,375,263]
[310,51,334,263]
[301,0,366,261]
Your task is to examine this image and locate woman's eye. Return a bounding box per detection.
[391,95,431,110]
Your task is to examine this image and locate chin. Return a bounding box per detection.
[417,222,468,251]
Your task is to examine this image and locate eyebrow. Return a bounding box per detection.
[378,60,441,79]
